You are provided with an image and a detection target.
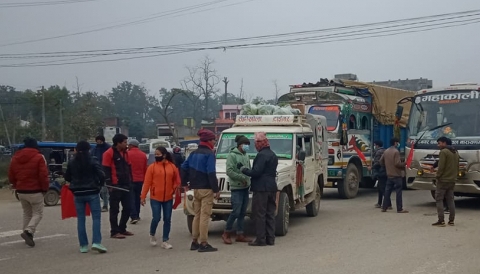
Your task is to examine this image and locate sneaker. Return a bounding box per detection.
[130,219,139,224]
[150,236,157,246]
[198,243,218,252]
[432,221,446,227]
[121,231,134,236]
[190,241,200,251]
[161,242,173,249]
[448,221,455,226]
[397,209,409,213]
[21,230,35,247]
[248,240,267,247]
[91,243,107,253]
[102,207,108,212]
[80,246,89,253]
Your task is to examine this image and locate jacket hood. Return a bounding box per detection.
[230,147,245,155]
[444,145,457,154]
[14,148,43,164]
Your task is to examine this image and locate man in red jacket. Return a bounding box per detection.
[8,137,49,247]
[127,139,147,224]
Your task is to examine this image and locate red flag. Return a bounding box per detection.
[173,188,182,209]
[405,140,415,168]
[61,185,91,220]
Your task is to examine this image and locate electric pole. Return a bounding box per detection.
[41,86,46,141]
[222,77,229,105]
[0,102,11,147]
[59,99,64,142]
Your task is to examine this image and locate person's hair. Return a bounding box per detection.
[374,140,383,147]
[112,134,128,145]
[23,137,38,148]
[437,136,451,145]
[74,141,92,176]
[156,146,174,164]
[390,138,400,146]
[95,135,105,142]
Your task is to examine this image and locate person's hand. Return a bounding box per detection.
[214,192,221,200]
[242,181,247,187]
[141,199,146,206]
[236,162,244,170]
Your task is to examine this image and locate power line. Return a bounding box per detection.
[0,0,102,8]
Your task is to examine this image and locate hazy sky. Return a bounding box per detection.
[1,0,479,99]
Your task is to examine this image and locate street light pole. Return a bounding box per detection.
[41,86,46,141]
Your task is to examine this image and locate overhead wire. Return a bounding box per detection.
[0,0,101,8]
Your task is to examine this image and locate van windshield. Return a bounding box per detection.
[216,133,293,159]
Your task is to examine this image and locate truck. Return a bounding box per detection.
[183,113,329,236]
[277,78,414,198]
[398,83,480,199]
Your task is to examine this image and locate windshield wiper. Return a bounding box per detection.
[414,123,452,148]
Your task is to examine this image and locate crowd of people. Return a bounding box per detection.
[7,128,280,253]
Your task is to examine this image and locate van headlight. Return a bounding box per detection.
[458,171,466,178]
[417,170,424,176]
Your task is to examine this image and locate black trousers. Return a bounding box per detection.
[252,191,276,243]
[109,189,132,236]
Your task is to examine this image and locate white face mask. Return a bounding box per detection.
[242,144,250,151]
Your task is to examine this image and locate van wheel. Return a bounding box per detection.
[187,215,194,234]
[338,163,360,199]
[275,192,290,236]
[44,189,59,206]
[306,184,321,217]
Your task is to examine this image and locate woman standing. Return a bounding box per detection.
[141,146,180,249]
[64,141,107,253]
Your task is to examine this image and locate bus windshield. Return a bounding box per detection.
[409,90,480,142]
[308,105,339,131]
[216,133,293,159]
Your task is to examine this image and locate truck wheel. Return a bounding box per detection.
[44,189,59,206]
[306,184,321,217]
[338,163,360,199]
[187,215,194,234]
[275,192,290,236]
[430,190,436,201]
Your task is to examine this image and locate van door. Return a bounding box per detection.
[303,134,316,194]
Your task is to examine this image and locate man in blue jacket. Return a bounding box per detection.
[92,135,111,212]
[181,129,220,253]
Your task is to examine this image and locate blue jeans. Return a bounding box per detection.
[130,182,143,219]
[383,177,404,211]
[100,186,109,208]
[225,188,249,234]
[74,194,102,247]
[150,199,173,242]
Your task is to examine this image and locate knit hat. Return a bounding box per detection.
[235,135,250,146]
[128,139,139,147]
[197,129,216,142]
[23,137,38,149]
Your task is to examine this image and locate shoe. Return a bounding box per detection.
[150,236,157,246]
[198,243,218,252]
[387,207,393,210]
[432,221,446,227]
[190,241,200,251]
[381,209,387,212]
[235,234,252,243]
[121,231,134,236]
[448,221,455,226]
[266,238,275,246]
[21,230,35,247]
[248,240,267,247]
[374,204,381,208]
[222,232,232,245]
[111,233,126,239]
[161,242,173,249]
[102,207,108,212]
[80,246,89,253]
[397,210,409,213]
[130,219,139,224]
[91,243,107,253]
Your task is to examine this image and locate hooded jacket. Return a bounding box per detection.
[226,147,251,190]
[8,148,49,193]
[141,160,181,202]
[436,145,460,188]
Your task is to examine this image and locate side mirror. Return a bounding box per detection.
[297,150,306,161]
[395,105,404,120]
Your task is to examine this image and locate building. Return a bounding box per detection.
[201,104,242,138]
[371,78,433,92]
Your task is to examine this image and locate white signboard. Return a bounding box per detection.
[235,115,296,125]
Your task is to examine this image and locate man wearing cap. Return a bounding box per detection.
[181,129,220,252]
[222,135,252,244]
[127,139,148,224]
[8,137,49,247]
[238,132,278,246]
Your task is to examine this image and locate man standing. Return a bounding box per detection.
[172,146,184,169]
[239,132,278,246]
[102,134,134,239]
[8,137,49,247]
[181,129,220,252]
[127,139,147,224]
[370,140,390,209]
[380,138,409,213]
[93,136,111,212]
[222,135,252,244]
[432,137,459,227]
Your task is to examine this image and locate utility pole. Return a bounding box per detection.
[41,86,46,141]
[0,102,11,147]
[222,77,229,105]
[59,99,64,142]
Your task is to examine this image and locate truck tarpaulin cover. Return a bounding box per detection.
[342,80,415,127]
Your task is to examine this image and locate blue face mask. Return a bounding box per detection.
[242,144,250,151]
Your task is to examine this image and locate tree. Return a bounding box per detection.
[154,88,185,144]
[238,78,246,104]
[273,79,281,104]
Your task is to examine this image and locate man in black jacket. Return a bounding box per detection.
[239,132,278,246]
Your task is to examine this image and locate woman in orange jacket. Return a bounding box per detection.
[140,146,180,249]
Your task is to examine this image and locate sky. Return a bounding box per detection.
[1,0,480,99]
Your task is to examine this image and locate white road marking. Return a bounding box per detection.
[0,234,68,246]
[0,256,15,262]
[0,230,22,239]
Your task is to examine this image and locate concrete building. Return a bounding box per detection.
[371,78,433,91]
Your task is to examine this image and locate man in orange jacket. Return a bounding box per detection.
[127,139,147,224]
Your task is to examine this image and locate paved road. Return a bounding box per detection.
[0,188,479,274]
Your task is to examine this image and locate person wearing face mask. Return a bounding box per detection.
[221,135,252,245]
[140,146,180,249]
[380,138,409,213]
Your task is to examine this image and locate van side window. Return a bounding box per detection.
[304,136,313,157]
